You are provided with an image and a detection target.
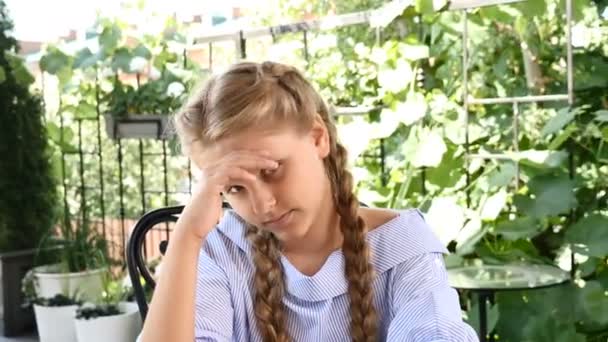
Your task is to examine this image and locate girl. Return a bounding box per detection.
[139,61,478,341]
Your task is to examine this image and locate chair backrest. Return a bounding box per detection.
[126,202,369,321]
[126,205,184,321]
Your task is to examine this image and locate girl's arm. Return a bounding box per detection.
[386,252,479,341]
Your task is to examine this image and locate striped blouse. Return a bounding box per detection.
[191,209,479,341]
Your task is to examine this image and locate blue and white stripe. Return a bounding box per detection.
[192,209,479,341]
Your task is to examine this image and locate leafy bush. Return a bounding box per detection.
[0,0,58,252]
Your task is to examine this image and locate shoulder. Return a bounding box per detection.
[365,208,448,275]
[200,210,253,272]
[359,207,400,233]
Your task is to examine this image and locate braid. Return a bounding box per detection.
[324,120,378,342]
[246,224,290,342]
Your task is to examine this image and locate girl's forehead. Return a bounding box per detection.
[195,126,305,160]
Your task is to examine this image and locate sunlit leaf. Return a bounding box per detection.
[0,66,5,84]
[456,216,485,255]
[396,93,427,126]
[595,110,608,122]
[480,189,508,221]
[515,150,568,168]
[378,60,413,94]
[424,197,465,246]
[412,129,447,167]
[398,43,429,61]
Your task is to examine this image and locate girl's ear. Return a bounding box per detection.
[309,114,330,159]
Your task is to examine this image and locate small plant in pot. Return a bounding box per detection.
[74,276,142,342]
[22,270,82,342]
[33,216,109,303]
[104,70,186,140]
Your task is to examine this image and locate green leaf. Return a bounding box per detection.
[516,0,547,18]
[479,5,519,23]
[398,43,429,61]
[559,0,589,21]
[548,125,576,150]
[5,53,34,86]
[46,122,61,143]
[39,47,71,74]
[595,110,608,122]
[426,146,463,188]
[602,127,608,142]
[133,44,152,60]
[0,66,5,84]
[487,162,517,189]
[541,107,579,136]
[514,16,529,38]
[415,0,435,14]
[496,217,540,240]
[73,48,98,69]
[522,316,585,342]
[565,214,608,258]
[580,281,608,325]
[466,298,499,337]
[514,174,577,218]
[99,23,121,53]
[111,47,134,72]
[75,102,98,119]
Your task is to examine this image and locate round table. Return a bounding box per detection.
[447,264,571,342]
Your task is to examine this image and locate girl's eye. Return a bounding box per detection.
[226,185,244,194]
[261,163,281,177]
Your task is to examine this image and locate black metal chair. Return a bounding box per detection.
[126,203,231,321]
[126,202,368,322]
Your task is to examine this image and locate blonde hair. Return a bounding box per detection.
[175,61,377,342]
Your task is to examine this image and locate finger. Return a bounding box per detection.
[224,167,258,187]
[225,155,278,172]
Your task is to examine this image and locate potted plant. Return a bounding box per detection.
[0,0,60,336]
[104,70,186,140]
[33,217,109,303]
[22,271,81,342]
[74,277,142,342]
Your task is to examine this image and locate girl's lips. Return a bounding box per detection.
[263,210,294,229]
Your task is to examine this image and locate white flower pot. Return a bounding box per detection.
[34,266,105,302]
[34,304,78,342]
[74,302,142,342]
